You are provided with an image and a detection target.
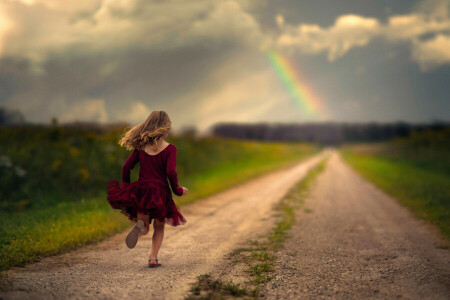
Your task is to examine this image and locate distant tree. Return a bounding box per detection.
[51,117,59,127]
[211,121,450,145]
[178,125,198,138]
[0,107,25,126]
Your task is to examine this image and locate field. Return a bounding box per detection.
[340,128,450,239]
[0,125,319,271]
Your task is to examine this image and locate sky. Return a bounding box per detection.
[0,0,449,133]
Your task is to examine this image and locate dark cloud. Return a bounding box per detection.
[0,0,265,125]
[250,0,424,28]
[1,42,247,122]
[0,0,449,130]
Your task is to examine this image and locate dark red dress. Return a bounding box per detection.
[106,143,186,226]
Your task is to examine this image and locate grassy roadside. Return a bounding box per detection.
[177,144,319,206]
[339,148,450,240]
[0,142,320,271]
[185,157,329,299]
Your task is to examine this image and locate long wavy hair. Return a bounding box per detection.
[119,111,172,151]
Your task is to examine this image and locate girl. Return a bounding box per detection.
[107,111,188,268]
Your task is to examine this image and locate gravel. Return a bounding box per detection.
[260,151,450,299]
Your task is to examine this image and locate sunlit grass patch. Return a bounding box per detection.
[176,143,320,206]
[0,195,129,271]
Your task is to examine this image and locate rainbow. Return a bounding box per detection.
[265,50,328,119]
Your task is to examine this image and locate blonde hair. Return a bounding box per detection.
[119,111,172,151]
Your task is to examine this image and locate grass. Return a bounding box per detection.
[340,148,450,239]
[176,143,319,206]
[0,195,129,270]
[185,157,329,299]
[186,274,257,299]
[0,139,319,271]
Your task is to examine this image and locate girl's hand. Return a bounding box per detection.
[181,187,189,196]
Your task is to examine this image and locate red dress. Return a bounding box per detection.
[106,143,186,226]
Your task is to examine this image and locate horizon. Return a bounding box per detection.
[2,105,448,137]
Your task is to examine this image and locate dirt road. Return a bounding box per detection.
[262,151,450,299]
[0,150,329,299]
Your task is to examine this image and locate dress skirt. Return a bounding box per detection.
[106,179,186,226]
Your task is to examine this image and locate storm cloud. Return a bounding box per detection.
[0,0,449,131]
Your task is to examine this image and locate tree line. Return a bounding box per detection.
[210,121,449,145]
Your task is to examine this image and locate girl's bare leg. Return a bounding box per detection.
[137,213,150,236]
[149,219,165,262]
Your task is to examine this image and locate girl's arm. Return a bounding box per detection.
[122,149,139,183]
[166,147,184,196]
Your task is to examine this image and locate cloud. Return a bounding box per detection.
[60,99,108,123]
[343,99,361,112]
[7,0,101,11]
[180,1,264,49]
[275,14,284,28]
[168,66,309,132]
[275,0,450,69]
[1,0,448,128]
[277,14,380,62]
[412,0,449,19]
[411,34,450,71]
[115,101,151,124]
[0,3,13,57]
[0,0,268,125]
[196,71,278,130]
[384,13,450,41]
[1,0,265,64]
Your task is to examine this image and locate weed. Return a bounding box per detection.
[186,274,257,300]
[250,251,274,261]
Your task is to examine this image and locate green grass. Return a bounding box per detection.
[340,147,450,239]
[0,195,130,270]
[0,138,319,271]
[185,157,329,299]
[186,274,256,299]
[176,143,319,206]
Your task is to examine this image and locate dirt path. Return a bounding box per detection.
[261,151,450,299]
[0,150,329,300]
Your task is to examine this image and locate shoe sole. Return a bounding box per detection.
[149,262,161,268]
[149,258,161,267]
[125,221,144,249]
